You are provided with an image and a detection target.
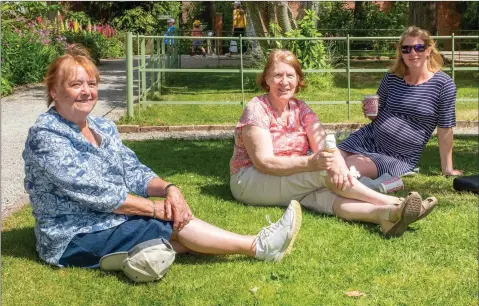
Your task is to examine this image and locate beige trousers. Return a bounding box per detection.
[230,166,337,215]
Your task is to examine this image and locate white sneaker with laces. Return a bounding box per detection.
[255,200,302,262]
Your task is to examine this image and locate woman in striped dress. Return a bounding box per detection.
[338,26,463,179]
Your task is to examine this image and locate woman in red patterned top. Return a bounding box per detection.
[229,49,437,237]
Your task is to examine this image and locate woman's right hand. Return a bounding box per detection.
[362,104,377,121]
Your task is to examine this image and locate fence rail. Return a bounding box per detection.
[126,32,479,119]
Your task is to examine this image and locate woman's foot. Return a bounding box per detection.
[381,192,422,237]
[394,194,437,221]
[255,200,302,262]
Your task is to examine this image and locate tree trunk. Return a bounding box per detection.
[286,3,297,30]
[245,2,269,50]
[408,1,437,35]
[276,1,292,33]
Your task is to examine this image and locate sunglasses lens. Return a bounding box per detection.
[401,46,411,54]
[414,44,426,52]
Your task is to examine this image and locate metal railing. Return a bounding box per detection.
[126,32,479,119]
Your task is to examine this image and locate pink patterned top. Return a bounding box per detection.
[230,95,320,175]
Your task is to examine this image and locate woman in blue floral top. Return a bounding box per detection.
[23,47,303,269]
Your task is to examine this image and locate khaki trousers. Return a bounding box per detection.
[230,166,337,215]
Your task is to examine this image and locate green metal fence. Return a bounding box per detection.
[126,32,479,119]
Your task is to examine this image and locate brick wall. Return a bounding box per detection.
[436,2,461,50]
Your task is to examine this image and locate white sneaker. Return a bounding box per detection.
[255,200,302,262]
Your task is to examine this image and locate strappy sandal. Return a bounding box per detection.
[395,194,437,221]
[382,192,422,237]
[418,196,437,220]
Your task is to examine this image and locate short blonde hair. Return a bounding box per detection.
[257,49,306,93]
[389,26,443,77]
[44,45,100,106]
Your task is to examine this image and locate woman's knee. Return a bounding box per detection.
[344,155,378,178]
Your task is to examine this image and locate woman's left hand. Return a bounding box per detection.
[164,187,193,231]
[444,169,463,176]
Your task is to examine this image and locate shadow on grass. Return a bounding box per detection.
[200,183,235,202]
[126,138,234,180]
[1,226,39,262]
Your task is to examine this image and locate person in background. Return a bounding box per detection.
[228,1,246,56]
[338,26,463,180]
[22,46,303,273]
[229,49,438,238]
[191,20,206,57]
[164,18,176,46]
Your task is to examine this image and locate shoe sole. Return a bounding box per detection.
[384,192,422,237]
[273,200,302,262]
[417,197,437,221]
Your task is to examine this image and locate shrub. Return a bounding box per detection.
[1,76,14,96]
[65,11,91,26]
[63,29,125,63]
[1,20,65,87]
[113,7,155,35]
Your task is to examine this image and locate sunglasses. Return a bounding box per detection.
[401,44,427,54]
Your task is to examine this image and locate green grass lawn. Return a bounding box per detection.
[2,135,478,305]
[117,63,478,126]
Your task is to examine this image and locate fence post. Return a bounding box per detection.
[141,37,146,100]
[126,32,134,118]
[137,34,141,104]
[347,34,351,120]
[240,35,245,108]
[157,38,161,94]
[161,40,165,86]
[150,38,156,90]
[451,33,455,81]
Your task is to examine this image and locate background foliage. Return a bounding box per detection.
[1,2,125,96]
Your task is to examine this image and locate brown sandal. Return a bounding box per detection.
[395,194,437,221]
[382,192,422,237]
[418,196,437,220]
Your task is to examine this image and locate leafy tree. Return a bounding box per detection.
[459,1,479,31]
[67,1,181,34]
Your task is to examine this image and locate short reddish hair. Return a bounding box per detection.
[44,45,100,106]
[257,49,305,93]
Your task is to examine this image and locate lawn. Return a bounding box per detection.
[117,62,478,126]
[2,135,478,305]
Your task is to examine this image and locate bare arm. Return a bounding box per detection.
[242,125,330,176]
[306,121,326,153]
[437,127,463,176]
[113,194,172,221]
[306,121,354,190]
[114,177,192,231]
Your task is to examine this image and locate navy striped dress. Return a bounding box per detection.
[338,72,457,176]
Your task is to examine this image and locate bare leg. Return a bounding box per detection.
[339,149,379,179]
[325,176,398,206]
[169,241,189,254]
[332,196,400,229]
[345,155,379,179]
[171,217,256,256]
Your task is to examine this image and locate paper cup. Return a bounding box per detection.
[362,94,379,117]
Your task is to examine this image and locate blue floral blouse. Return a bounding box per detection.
[23,108,157,266]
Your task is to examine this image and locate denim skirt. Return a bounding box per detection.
[59,216,173,268]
